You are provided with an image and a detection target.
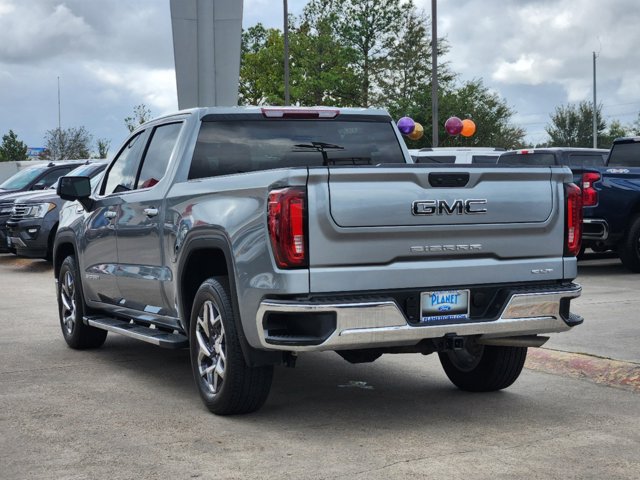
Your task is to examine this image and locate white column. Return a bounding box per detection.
[170,0,243,108]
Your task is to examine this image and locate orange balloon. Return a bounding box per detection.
[461,119,476,137]
[408,122,424,140]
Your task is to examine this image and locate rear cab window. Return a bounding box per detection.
[497,153,557,166]
[413,155,456,164]
[189,118,405,180]
[608,142,640,167]
[567,154,606,168]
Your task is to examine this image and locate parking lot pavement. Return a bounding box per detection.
[1,253,639,479]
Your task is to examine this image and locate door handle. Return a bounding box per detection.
[143,207,159,218]
[104,211,117,219]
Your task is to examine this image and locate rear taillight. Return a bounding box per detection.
[268,187,307,268]
[581,171,600,207]
[565,183,583,256]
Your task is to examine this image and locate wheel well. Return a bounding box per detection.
[47,223,59,253]
[54,242,75,279]
[181,248,229,329]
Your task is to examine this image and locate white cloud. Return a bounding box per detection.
[493,55,563,85]
[86,63,177,113]
[0,2,93,63]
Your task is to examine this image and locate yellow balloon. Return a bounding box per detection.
[408,122,424,140]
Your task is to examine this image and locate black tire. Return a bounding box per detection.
[619,215,640,273]
[189,277,273,415]
[438,343,527,392]
[57,255,107,349]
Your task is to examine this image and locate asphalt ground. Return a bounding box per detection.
[1,253,639,479]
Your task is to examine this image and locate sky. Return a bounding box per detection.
[0,0,639,154]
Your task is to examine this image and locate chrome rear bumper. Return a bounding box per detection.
[255,285,582,352]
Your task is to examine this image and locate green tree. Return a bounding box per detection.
[305,0,411,107]
[125,104,152,132]
[379,7,453,119]
[95,138,111,159]
[631,113,640,136]
[545,101,605,147]
[598,119,627,149]
[0,130,28,162]
[291,15,360,106]
[44,126,93,160]
[239,24,286,105]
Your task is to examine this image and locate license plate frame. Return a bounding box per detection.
[420,289,470,323]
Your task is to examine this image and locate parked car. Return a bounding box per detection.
[409,147,505,164]
[0,161,84,253]
[53,106,582,415]
[5,161,107,260]
[558,138,640,271]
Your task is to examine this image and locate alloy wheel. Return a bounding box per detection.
[195,299,227,396]
[60,270,77,335]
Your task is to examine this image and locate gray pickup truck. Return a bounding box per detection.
[54,107,583,415]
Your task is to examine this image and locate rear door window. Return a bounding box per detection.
[189,120,405,179]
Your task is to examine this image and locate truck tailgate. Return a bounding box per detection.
[307,166,572,293]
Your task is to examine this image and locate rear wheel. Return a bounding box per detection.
[57,255,107,349]
[619,216,640,272]
[189,277,273,415]
[438,341,527,392]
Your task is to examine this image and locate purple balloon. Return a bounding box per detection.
[397,116,416,135]
[445,116,463,136]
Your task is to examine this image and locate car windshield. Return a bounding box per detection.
[0,167,44,191]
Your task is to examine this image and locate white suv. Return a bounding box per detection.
[409,147,504,164]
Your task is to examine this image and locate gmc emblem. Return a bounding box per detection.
[412,199,488,216]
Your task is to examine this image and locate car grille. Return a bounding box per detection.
[9,203,30,221]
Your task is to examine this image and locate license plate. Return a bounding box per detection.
[420,290,470,322]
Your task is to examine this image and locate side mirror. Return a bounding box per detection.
[32,183,47,190]
[57,176,94,211]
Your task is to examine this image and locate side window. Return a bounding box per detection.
[136,123,182,189]
[102,132,146,195]
[34,167,74,189]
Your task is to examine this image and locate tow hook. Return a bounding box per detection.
[444,334,465,351]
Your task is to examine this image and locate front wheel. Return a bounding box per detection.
[438,342,527,392]
[189,277,273,415]
[57,255,107,349]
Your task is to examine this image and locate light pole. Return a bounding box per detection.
[592,51,597,148]
[431,0,438,147]
[283,0,290,106]
[57,76,61,131]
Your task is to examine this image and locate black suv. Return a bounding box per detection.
[6,161,107,260]
[0,162,83,252]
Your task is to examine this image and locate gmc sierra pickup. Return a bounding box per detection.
[54,107,583,415]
